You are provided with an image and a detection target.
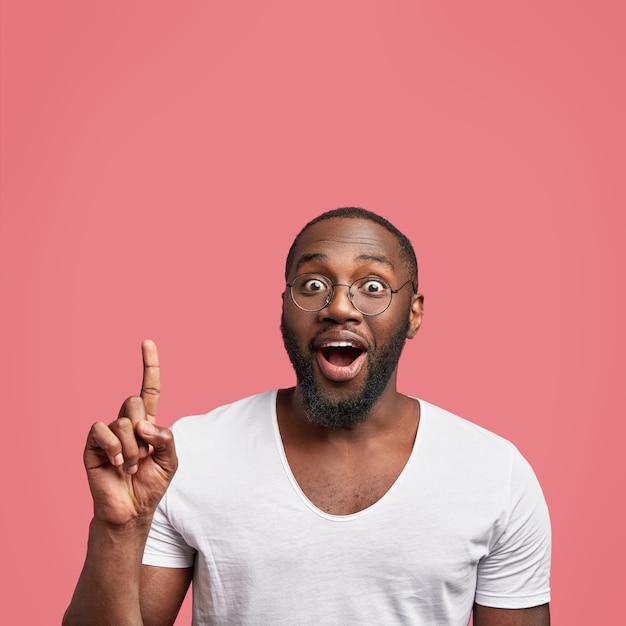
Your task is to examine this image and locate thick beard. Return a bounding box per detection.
[280,314,410,429]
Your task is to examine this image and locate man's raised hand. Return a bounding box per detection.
[83,340,178,527]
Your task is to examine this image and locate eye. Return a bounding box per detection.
[357,278,390,296]
[300,275,330,293]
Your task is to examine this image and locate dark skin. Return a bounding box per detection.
[276,388,421,515]
[277,217,424,515]
[64,217,549,625]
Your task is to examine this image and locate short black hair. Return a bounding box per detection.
[285,207,418,290]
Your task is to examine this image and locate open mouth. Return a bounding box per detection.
[321,344,364,366]
[315,339,367,381]
[313,331,367,383]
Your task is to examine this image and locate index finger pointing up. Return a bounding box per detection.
[141,339,161,423]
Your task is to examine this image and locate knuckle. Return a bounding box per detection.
[87,421,113,446]
[120,395,142,411]
[125,395,143,407]
[119,396,147,420]
[88,420,106,435]
[85,426,121,457]
[108,417,134,438]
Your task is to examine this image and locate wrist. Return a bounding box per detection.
[91,509,154,532]
[88,515,154,553]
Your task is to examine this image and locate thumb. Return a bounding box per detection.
[137,421,178,475]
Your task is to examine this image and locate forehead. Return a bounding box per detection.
[288,217,402,276]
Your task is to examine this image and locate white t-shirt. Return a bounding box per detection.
[143,390,551,625]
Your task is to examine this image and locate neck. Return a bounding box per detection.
[278,383,417,445]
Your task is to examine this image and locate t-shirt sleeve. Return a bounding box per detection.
[474,448,552,609]
[142,491,196,569]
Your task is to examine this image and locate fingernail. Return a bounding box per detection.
[126,464,138,475]
[113,453,124,466]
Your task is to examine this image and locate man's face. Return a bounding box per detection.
[281,217,422,428]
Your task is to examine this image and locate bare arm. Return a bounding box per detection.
[473,603,550,626]
[140,565,194,626]
[63,341,181,626]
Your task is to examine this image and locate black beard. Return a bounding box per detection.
[280,315,410,429]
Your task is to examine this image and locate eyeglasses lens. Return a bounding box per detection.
[290,274,392,315]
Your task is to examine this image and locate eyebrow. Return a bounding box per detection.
[355,254,395,270]
[294,253,328,272]
[294,252,395,272]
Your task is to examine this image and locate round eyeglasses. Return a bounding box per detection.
[287,273,416,316]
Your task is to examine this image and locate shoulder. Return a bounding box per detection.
[414,399,546,510]
[168,390,278,454]
[171,389,278,432]
[163,390,281,491]
[415,401,551,608]
[417,399,520,461]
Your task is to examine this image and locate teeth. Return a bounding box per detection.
[326,341,356,348]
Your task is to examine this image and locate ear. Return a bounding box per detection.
[406,293,424,340]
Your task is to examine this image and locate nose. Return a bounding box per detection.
[318,283,362,323]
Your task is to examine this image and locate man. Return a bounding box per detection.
[64,208,551,625]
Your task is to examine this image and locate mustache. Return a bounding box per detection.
[307,324,373,352]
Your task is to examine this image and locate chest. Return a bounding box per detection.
[176,461,490,626]
[284,446,411,515]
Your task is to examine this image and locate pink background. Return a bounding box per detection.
[1,1,624,623]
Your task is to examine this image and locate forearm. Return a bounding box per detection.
[63,517,153,626]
